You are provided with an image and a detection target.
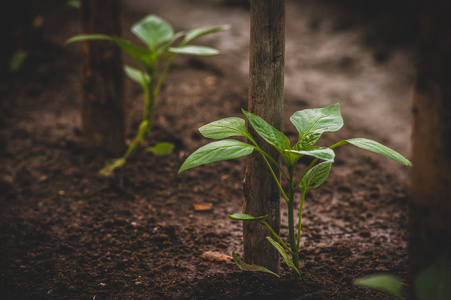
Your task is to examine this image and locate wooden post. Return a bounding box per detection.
[243,0,285,273]
[409,0,451,292]
[80,0,125,156]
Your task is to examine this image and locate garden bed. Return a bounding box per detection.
[0,0,415,299]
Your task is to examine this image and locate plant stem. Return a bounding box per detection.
[100,66,155,175]
[296,192,305,248]
[260,220,293,255]
[287,165,300,269]
[257,149,289,202]
[155,54,176,96]
[255,148,289,181]
[295,158,318,190]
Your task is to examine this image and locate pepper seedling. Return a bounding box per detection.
[67,15,229,176]
[179,103,411,276]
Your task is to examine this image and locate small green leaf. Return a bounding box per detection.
[354,274,404,300]
[228,213,268,221]
[232,251,279,278]
[66,34,112,44]
[145,142,174,156]
[99,157,126,177]
[293,132,322,151]
[332,138,411,166]
[266,237,301,276]
[179,140,254,173]
[183,24,230,44]
[124,65,150,87]
[415,256,451,300]
[9,50,27,72]
[242,109,291,153]
[290,103,343,139]
[66,0,80,9]
[132,15,174,50]
[286,147,335,162]
[169,45,219,56]
[300,161,332,193]
[199,117,250,139]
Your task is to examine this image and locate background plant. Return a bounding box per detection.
[354,256,451,299]
[68,15,228,176]
[179,103,411,276]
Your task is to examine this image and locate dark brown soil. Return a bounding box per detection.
[0,0,416,299]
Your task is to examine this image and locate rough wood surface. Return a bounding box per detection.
[243,0,285,273]
[81,0,125,156]
[409,0,451,290]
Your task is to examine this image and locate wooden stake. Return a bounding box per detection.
[243,0,285,273]
[80,0,125,156]
[409,0,451,292]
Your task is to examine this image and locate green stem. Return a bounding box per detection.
[142,85,150,122]
[261,152,289,203]
[146,65,158,127]
[296,192,306,248]
[287,165,300,269]
[260,220,293,255]
[124,74,154,159]
[295,158,318,190]
[329,140,346,149]
[255,148,289,181]
[248,137,288,202]
[155,54,176,97]
[100,66,155,175]
[146,85,156,130]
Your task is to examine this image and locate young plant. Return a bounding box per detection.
[178,103,411,276]
[67,15,229,176]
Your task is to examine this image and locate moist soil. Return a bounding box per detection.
[0,0,417,299]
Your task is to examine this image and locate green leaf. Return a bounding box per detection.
[354,274,404,300]
[290,103,343,139]
[99,157,126,177]
[66,0,80,9]
[169,45,219,56]
[300,161,332,193]
[199,117,250,139]
[155,31,184,56]
[242,109,291,153]
[232,251,279,278]
[65,34,112,44]
[66,34,152,64]
[9,50,27,72]
[110,37,151,64]
[183,24,230,44]
[132,15,174,50]
[293,132,321,151]
[266,237,301,276]
[332,138,411,166]
[228,213,267,221]
[415,256,451,300]
[179,140,254,173]
[145,142,174,156]
[286,147,335,162]
[124,65,150,87]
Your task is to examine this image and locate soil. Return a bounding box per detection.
[0,0,417,299]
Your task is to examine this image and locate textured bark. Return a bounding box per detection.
[409,0,451,291]
[81,0,125,156]
[243,0,285,273]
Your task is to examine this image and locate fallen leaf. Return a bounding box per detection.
[193,203,213,212]
[200,251,234,264]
